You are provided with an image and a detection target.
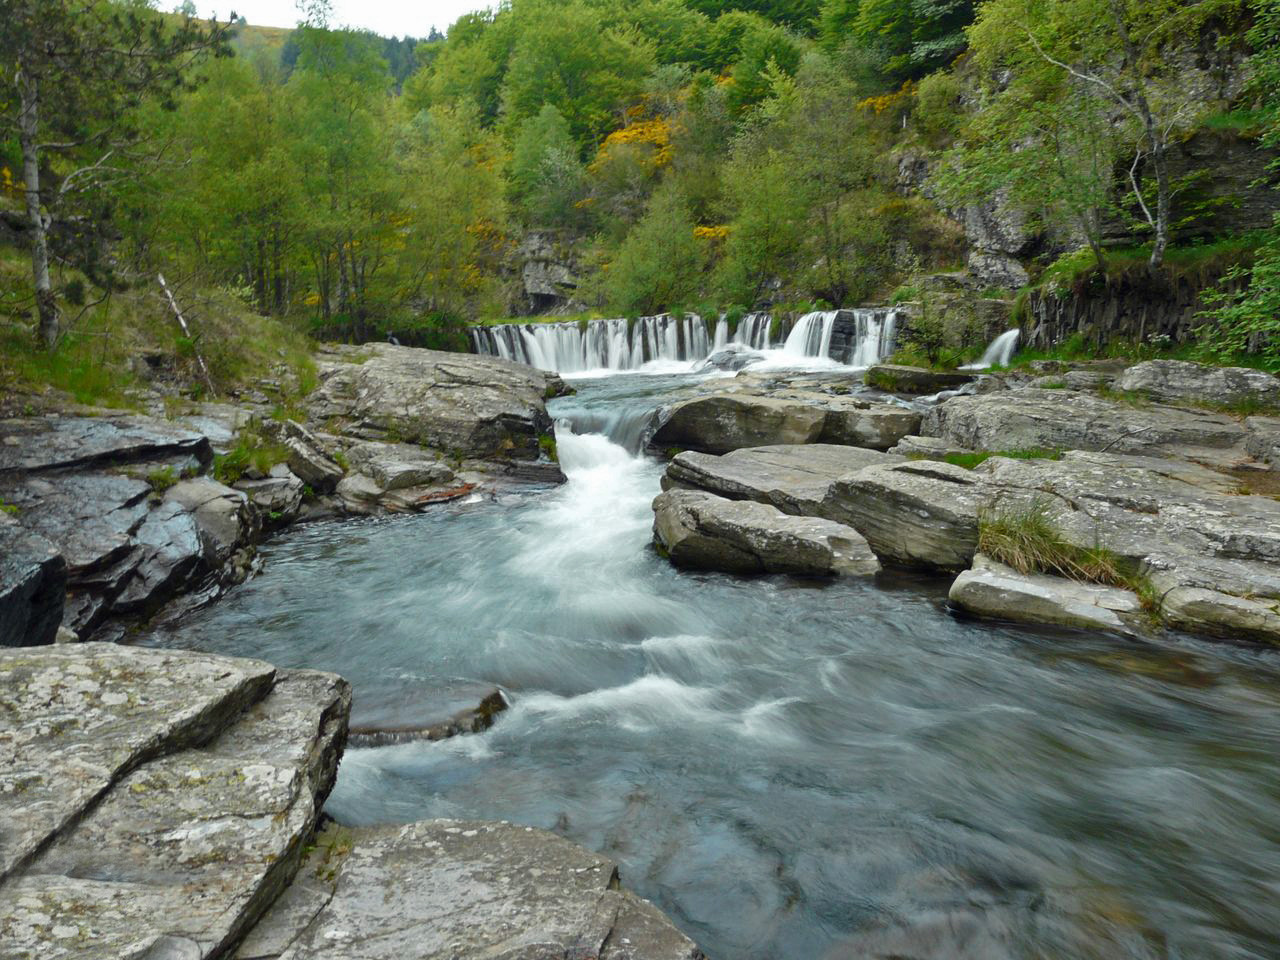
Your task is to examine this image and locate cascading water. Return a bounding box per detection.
[781,308,898,366]
[963,328,1021,369]
[732,312,773,350]
[783,310,840,358]
[470,315,711,374]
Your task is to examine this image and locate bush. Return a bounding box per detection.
[914,70,964,140]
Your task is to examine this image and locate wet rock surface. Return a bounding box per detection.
[0,415,211,474]
[653,488,880,576]
[0,525,67,647]
[242,819,704,960]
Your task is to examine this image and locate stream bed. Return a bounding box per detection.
[145,372,1280,960]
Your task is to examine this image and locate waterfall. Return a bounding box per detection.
[848,309,898,367]
[732,313,773,350]
[712,318,728,350]
[783,311,839,358]
[471,315,713,373]
[963,329,1020,370]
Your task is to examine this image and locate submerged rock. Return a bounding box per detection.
[653,488,880,577]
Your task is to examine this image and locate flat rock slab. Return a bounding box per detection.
[0,643,276,881]
[308,345,557,460]
[865,365,976,395]
[248,819,703,960]
[665,444,902,516]
[950,555,1145,634]
[0,652,349,960]
[920,388,1250,461]
[0,416,211,474]
[653,488,880,577]
[650,394,827,454]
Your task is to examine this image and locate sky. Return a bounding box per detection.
[207,0,488,37]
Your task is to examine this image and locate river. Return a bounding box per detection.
[145,370,1280,960]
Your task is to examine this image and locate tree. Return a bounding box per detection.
[510,104,586,228]
[968,0,1245,269]
[603,182,705,315]
[0,0,231,347]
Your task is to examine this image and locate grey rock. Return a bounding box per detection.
[348,687,508,748]
[111,501,205,614]
[0,643,276,881]
[649,395,827,455]
[258,819,703,960]
[865,365,976,395]
[653,488,880,577]
[920,388,1248,460]
[308,345,557,460]
[695,344,766,372]
[345,441,454,491]
[887,435,972,459]
[235,474,305,525]
[1,658,348,960]
[819,400,922,450]
[0,415,211,475]
[0,526,66,647]
[949,554,1144,634]
[823,461,985,571]
[335,474,383,515]
[1116,360,1280,408]
[1244,416,1280,465]
[665,444,903,517]
[164,477,260,566]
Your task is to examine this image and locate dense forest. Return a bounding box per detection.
[1,0,1278,377]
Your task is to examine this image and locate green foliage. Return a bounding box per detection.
[978,497,1156,609]
[938,448,1062,470]
[601,183,707,315]
[213,422,291,486]
[510,105,586,227]
[538,433,559,462]
[0,499,19,517]
[146,467,179,495]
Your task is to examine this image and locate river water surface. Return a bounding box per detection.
[147,372,1280,960]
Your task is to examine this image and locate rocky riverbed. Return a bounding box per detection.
[3,346,1280,959]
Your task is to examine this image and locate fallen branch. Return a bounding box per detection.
[158,272,216,399]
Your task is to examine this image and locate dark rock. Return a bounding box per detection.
[695,344,767,372]
[0,415,211,475]
[0,525,66,647]
[865,365,977,395]
[347,687,508,747]
[650,395,827,455]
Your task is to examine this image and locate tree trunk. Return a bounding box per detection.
[16,70,58,349]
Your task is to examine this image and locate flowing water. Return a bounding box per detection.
[145,371,1280,960]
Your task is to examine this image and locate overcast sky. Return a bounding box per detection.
[205,0,487,37]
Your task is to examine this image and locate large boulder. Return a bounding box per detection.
[1116,360,1280,409]
[822,461,986,571]
[0,525,66,647]
[653,488,879,576]
[650,395,827,455]
[345,441,454,491]
[239,819,703,960]
[920,388,1249,460]
[0,644,349,959]
[949,554,1145,634]
[308,345,558,460]
[665,444,902,516]
[264,420,344,494]
[865,365,976,395]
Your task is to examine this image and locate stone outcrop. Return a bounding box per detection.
[664,444,902,516]
[0,415,211,475]
[164,477,261,568]
[238,820,703,960]
[0,525,67,647]
[650,392,920,456]
[949,554,1145,634]
[1115,359,1280,409]
[919,388,1251,462]
[0,644,703,960]
[308,344,561,461]
[865,365,976,395]
[823,460,986,571]
[653,488,880,576]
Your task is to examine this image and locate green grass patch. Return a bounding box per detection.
[538,433,558,462]
[145,466,179,495]
[940,448,1062,470]
[212,420,290,486]
[979,498,1158,613]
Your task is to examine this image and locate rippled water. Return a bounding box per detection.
[146,373,1280,960]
